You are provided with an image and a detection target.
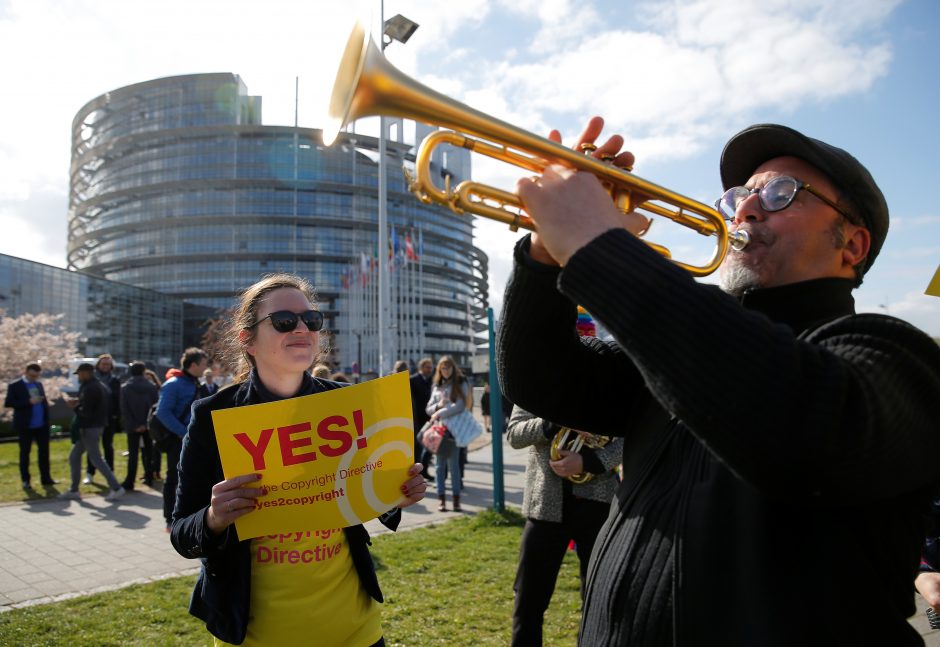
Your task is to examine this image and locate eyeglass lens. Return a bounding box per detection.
[268,310,324,333]
[717,176,801,221]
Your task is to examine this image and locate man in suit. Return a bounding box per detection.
[4,362,54,490]
[410,357,434,480]
[200,368,220,398]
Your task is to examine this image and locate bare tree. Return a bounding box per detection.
[0,310,83,421]
[200,310,237,376]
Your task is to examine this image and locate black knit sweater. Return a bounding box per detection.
[497,230,940,646]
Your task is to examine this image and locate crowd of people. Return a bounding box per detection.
[4,116,940,645]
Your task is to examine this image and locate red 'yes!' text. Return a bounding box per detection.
[233,409,367,471]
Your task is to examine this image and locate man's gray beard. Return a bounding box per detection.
[719,262,762,297]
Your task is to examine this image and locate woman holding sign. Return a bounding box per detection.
[170,273,426,647]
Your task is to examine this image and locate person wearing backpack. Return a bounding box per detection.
[120,361,159,490]
[155,348,208,531]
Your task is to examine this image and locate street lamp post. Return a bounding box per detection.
[377,7,419,376]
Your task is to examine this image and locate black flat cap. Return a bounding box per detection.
[74,362,94,374]
[720,124,888,274]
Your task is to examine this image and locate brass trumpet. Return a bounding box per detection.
[550,428,613,485]
[325,22,749,277]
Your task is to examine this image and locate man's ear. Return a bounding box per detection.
[843,225,871,272]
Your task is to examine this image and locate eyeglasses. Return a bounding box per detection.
[248,310,324,333]
[715,175,851,223]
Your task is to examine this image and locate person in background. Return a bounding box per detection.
[916,497,940,626]
[410,358,434,480]
[330,371,351,383]
[507,406,623,646]
[120,361,159,490]
[59,363,125,501]
[425,356,472,512]
[311,364,332,379]
[155,347,208,531]
[393,360,410,374]
[170,272,426,646]
[143,369,163,482]
[200,368,219,397]
[480,383,491,433]
[85,353,122,484]
[4,362,55,490]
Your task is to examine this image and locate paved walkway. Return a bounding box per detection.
[0,434,525,612]
[0,434,936,644]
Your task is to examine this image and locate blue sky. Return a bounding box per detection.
[1,0,937,336]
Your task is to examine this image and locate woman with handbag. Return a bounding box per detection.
[169,273,427,646]
[425,356,476,512]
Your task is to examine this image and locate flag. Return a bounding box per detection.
[927,264,940,297]
[360,252,370,287]
[391,227,401,258]
[405,231,418,261]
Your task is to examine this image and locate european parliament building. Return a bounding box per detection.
[66,73,488,373]
[0,253,184,364]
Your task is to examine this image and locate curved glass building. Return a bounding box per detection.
[67,73,488,373]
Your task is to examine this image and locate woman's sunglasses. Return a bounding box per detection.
[248,310,324,333]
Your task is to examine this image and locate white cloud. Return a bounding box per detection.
[858,290,940,340]
[891,215,940,232]
[0,0,921,336]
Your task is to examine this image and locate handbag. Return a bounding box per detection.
[443,409,483,447]
[420,422,456,458]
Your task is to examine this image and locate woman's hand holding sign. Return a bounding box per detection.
[207,463,426,534]
[397,463,427,508]
[206,473,265,535]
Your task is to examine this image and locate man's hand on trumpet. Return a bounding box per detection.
[517,116,649,266]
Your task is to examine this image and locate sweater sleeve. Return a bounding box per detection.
[170,401,237,560]
[506,406,557,450]
[496,235,646,436]
[559,228,940,501]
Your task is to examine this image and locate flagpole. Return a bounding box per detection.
[418,226,424,358]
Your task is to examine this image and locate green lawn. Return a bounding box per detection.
[0,433,149,502]
[0,510,583,646]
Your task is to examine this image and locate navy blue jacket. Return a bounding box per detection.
[4,377,49,431]
[170,371,400,644]
[409,372,432,431]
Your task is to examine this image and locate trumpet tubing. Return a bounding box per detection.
[326,22,748,276]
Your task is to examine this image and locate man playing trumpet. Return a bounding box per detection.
[497,118,940,645]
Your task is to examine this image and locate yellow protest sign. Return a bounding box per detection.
[212,371,414,538]
[926,264,940,297]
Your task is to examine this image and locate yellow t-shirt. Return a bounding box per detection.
[215,528,382,647]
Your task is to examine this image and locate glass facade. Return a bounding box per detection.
[68,73,488,371]
[0,254,183,364]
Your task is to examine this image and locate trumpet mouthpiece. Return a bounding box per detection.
[730,230,750,251]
